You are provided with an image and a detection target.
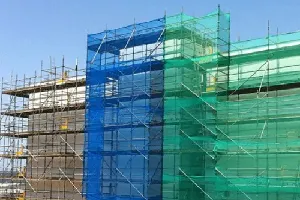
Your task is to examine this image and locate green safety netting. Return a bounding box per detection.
[162,6,300,200]
[163,8,230,200]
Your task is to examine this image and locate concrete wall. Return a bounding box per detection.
[28,110,85,132]
[26,109,85,199]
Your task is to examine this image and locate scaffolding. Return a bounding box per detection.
[84,5,300,200]
[0,58,86,200]
[162,7,230,200]
[3,6,300,200]
[215,29,300,200]
[84,16,165,200]
[84,6,229,200]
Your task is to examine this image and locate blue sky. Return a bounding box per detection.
[0,0,299,80]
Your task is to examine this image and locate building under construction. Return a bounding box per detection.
[0,59,86,199]
[2,6,300,200]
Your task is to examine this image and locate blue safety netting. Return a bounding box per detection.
[84,17,165,200]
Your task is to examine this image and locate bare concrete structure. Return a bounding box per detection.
[0,58,85,200]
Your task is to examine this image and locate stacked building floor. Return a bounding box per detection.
[0,62,86,200]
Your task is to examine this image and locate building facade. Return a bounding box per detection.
[2,6,300,200]
[0,64,86,200]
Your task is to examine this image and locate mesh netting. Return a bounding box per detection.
[84,6,300,200]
